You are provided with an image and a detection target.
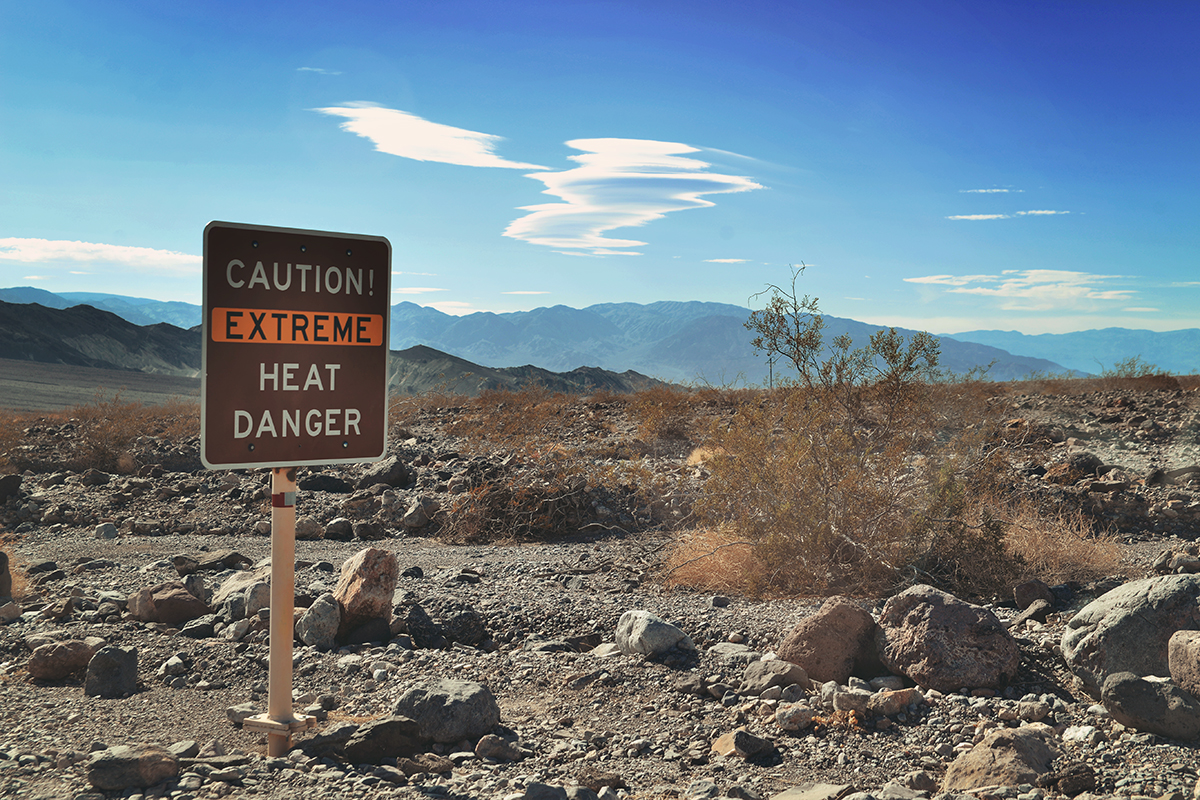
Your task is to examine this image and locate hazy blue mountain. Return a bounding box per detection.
[949,328,1200,376]
[0,286,73,308]
[1,287,1084,383]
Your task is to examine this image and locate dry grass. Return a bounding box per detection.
[628,385,696,441]
[662,526,765,595]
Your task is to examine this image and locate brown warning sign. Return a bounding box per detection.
[201,221,392,469]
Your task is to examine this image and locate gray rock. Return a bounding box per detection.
[295,516,325,540]
[226,701,258,726]
[357,455,411,489]
[85,646,138,698]
[86,745,178,791]
[616,610,695,657]
[402,496,439,529]
[524,783,569,800]
[1101,671,1200,740]
[94,522,119,540]
[475,733,526,762]
[341,715,426,764]
[295,593,340,651]
[392,678,500,743]
[1062,575,1200,696]
[243,581,271,617]
[741,659,808,696]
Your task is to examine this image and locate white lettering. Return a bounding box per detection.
[325,363,341,390]
[324,266,342,294]
[303,364,324,391]
[305,409,322,436]
[226,259,246,288]
[344,408,361,435]
[248,261,270,290]
[273,262,292,291]
[282,363,299,391]
[233,410,253,438]
[325,408,340,436]
[255,410,277,438]
[282,409,300,437]
[346,268,362,295]
[296,264,312,291]
[259,363,279,391]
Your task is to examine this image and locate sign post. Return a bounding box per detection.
[201,221,391,756]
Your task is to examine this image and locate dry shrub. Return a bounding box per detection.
[629,385,696,441]
[438,469,589,544]
[1001,495,1125,584]
[443,386,574,450]
[68,392,199,472]
[0,409,24,474]
[663,526,765,595]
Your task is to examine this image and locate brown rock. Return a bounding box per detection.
[334,547,398,634]
[777,595,880,684]
[876,584,1019,692]
[1013,578,1055,611]
[0,551,11,600]
[397,752,453,775]
[87,744,179,791]
[942,725,1062,791]
[28,639,96,680]
[711,727,773,759]
[866,687,925,717]
[126,582,210,625]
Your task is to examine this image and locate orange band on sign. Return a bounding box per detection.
[211,307,384,346]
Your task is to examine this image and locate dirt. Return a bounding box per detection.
[2,381,1200,800]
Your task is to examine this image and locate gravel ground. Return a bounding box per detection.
[3,383,1200,800]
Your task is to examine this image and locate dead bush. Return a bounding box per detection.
[663,526,765,595]
[629,385,695,441]
[438,470,589,544]
[66,392,198,473]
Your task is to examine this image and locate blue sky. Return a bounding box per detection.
[2,0,1197,334]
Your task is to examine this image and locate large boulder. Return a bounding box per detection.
[1101,671,1200,740]
[86,745,179,791]
[942,725,1062,791]
[777,595,880,683]
[334,548,398,636]
[392,678,500,743]
[340,715,426,764]
[126,582,210,625]
[295,593,341,650]
[84,646,139,698]
[28,639,96,680]
[615,610,695,658]
[1061,575,1200,697]
[876,584,1019,692]
[357,455,411,489]
[1169,629,1200,698]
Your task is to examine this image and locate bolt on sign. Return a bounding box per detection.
[201,221,392,469]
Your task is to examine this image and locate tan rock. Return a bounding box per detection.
[334,548,399,633]
[942,724,1061,791]
[777,595,880,684]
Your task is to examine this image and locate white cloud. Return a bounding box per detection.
[0,237,200,273]
[298,67,342,75]
[945,214,1011,220]
[393,270,437,276]
[425,300,486,315]
[906,269,1133,312]
[904,274,999,286]
[504,139,761,254]
[959,188,1023,193]
[1124,307,1159,313]
[391,287,445,294]
[502,291,549,295]
[314,103,547,169]
[705,258,749,263]
[1015,209,1070,215]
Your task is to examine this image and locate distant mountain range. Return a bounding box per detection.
[8,285,1196,382]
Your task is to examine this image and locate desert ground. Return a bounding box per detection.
[2,370,1200,800]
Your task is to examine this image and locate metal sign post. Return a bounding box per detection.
[201,221,391,756]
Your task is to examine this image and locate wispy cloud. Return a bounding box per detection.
[946,210,1071,220]
[1015,209,1070,216]
[394,270,437,277]
[392,287,445,294]
[314,103,547,169]
[0,237,200,273]
[705,258,750,263]
[1124,307,1159,313]
[298,67,342,76]
[905,269,1132,311]
[959,188,1023,193]
[504,139,761,254]
[946,214,1011,220]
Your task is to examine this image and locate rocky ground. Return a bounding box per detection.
[2,381,1200,800]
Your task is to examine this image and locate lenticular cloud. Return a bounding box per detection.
[314,103,547,170]
[503,139,762,254]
